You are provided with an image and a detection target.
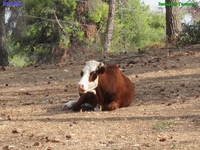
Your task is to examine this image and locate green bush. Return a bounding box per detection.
[177,23,200,46]
[7,40,33,67]
[9,55,31,67]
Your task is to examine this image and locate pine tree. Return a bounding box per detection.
[104,0,116,52]
[0,6,9,70]
[166,0,182,44]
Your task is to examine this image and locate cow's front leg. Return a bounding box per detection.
[64,96,80,109]
[73,91,97,111]
[72,93,88,111]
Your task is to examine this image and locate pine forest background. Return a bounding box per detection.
[4,0,199,67]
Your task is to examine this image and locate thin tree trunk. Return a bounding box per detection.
[165,0,182,44]
[0,7,8,70]
[104,0,116,52]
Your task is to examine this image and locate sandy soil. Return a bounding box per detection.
[0,46,200,150]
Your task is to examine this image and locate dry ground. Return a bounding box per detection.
[0,46,200,150]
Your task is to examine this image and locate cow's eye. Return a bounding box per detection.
[90,71,95,76]
[89,71,98,82]
[80,71,83,77]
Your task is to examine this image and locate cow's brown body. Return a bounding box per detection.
[72,63,135,111]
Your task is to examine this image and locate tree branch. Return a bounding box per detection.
[53,11,68,36]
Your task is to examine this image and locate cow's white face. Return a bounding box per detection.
[78,60,104,94]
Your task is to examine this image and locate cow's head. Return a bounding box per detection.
[78,60,105,94]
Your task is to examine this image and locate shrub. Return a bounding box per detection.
[177,23,200,46]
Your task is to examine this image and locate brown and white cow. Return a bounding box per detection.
[64,60,135,111]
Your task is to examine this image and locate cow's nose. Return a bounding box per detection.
[78,84,84,90]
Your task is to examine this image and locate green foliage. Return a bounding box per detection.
[7,39,33,67]
[87,0,108,34]
[88,1,108,23]
[9,55,31,67]
[8,0,82,65]
[18,0,82,55]
[6,0,167,66]
[148,12,166,41]
[177,24,200,46]
[111,0,165,52]
[7,40,21,58]
[33,46,51,54]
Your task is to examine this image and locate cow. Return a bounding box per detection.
[64,60,135,111]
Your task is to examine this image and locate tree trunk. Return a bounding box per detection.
[165,0,182,44]
[0,7,9,70]
[104,0,116,52]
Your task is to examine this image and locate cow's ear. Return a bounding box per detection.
[97,62,105,74]
[98,66,105,74]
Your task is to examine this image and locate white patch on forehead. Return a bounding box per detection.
[83,60,101,73]
[78,60,103,93]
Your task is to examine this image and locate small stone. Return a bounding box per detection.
[52,139,60,143]
[159,138,166,142]
[66,135,72,139]
[33,142,40,146]
[73,121,78,124]
[12,129,20,134]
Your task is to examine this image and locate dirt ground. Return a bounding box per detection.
[0,46,200,150]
